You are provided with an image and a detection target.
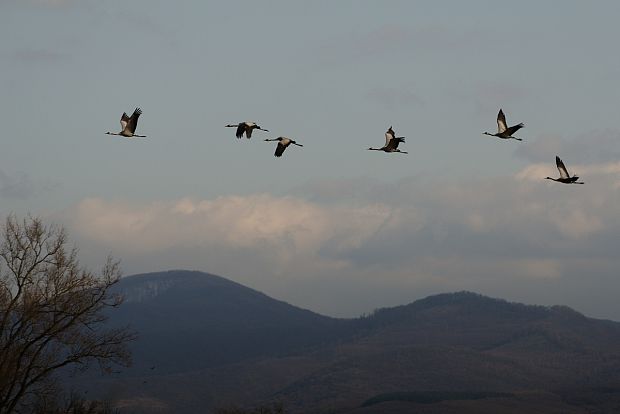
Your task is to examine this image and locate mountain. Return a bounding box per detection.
[107,270,349,374]
[74,270,620,414]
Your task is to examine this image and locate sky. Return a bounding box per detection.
[2,1,620,319]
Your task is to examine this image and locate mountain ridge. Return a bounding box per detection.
[79,270,620,414]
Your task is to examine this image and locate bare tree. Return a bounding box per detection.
[0,215,134,414]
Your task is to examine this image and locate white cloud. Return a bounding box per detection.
[67,195,392,268]
[55,170,620,319]
[549,209,603,239]
[516,161,620,181]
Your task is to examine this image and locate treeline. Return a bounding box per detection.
[31,392,118,414]
[215,402,287,414]
[361,390,513,407]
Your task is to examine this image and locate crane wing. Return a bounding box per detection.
[245,127,253,139]
[126,107,142,133]
[497,109,508,133]
[235,124,245,138]
[556,156,570,179]
[387,137,405,150]
[120,112,130,131]
[504,123,524,136]
[274,142,286,157]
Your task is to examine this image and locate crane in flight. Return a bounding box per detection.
[226,121,269,139]
[545,156,584,184]
[264,137,303,157]
[483,109,524,141]
[105,107,146,138]
[368,126,408,154]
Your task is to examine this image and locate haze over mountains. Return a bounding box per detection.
[76,270,620,413]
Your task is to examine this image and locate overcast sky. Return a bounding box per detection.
[2,1,620,319]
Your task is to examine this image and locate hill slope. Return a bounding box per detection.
[76,271,620,414]
[108,270,348,374]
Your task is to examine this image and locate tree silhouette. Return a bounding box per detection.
[0,215,134,414]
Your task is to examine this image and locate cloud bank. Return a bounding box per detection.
[58,160,620,319]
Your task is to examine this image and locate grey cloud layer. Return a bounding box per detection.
[58,161,620,319]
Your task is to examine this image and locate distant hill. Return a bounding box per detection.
[74,270,620,414]
[107,270,349,374]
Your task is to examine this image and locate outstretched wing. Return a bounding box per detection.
[504,123,524,136]
[556,156,570,179]
[245,126,254,139]
[126,108,142,134]
[497,109,508,133]
[387,137,405,150]
[274,142,286,157]
[120,112,130,131]
[235,124,245,139]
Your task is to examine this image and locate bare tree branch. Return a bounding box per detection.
[0,215,135,414]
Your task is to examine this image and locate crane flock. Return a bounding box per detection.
[104,107,585,183]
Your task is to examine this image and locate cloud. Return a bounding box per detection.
[55,163,620,318]
[516,161,620,181]
[515,161,619,239]
[516,160,620,195]
[65,195,392,270]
